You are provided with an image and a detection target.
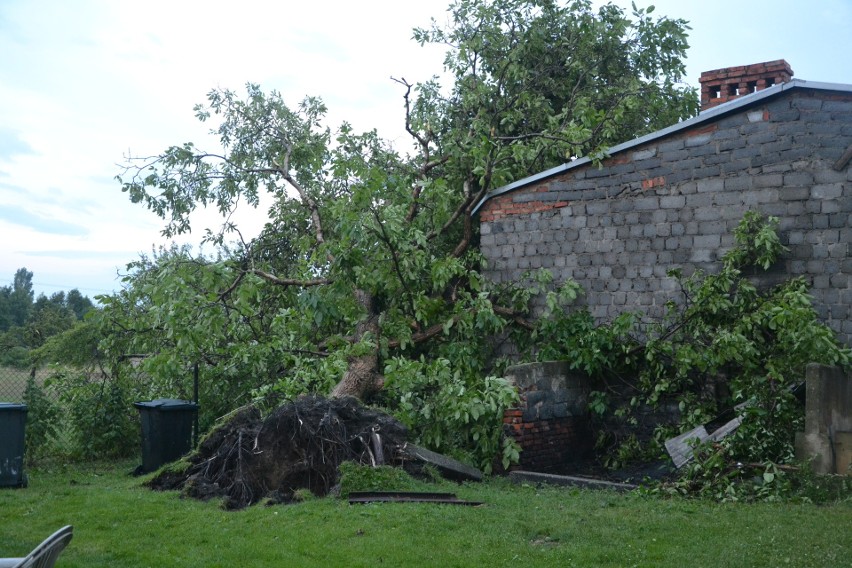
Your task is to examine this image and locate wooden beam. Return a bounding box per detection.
[833,144,852,171]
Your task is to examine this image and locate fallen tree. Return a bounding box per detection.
[99,0,696,470]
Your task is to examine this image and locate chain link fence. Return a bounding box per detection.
[0,362,165,463]
[0,365,32,404]
[0,365,76,459]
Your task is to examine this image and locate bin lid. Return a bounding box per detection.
[0,402,27,412]
[133,398,198,411]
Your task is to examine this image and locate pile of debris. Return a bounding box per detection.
[148,396,410,509]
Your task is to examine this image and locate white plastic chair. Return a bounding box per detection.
[0,526,73,568]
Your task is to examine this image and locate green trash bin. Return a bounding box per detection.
[0,402,28,488]
[134,399,198,473]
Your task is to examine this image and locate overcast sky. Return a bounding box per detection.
[1,0,851,299]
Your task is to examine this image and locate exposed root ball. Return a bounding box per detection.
[147,396,408,509]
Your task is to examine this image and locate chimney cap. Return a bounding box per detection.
[699,59,794,110]
[699,59,794,83]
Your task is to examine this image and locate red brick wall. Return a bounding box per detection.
[500,362,593,472]
[503,407,591,472]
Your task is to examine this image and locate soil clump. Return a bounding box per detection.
[147,395,408,509]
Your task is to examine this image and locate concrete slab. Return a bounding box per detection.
[400,443,484,482]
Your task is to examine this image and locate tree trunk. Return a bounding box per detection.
[330,289,383,400]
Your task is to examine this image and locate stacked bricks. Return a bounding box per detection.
[502,361,593,471]
[700,59,793,110]
[479,86,852,345]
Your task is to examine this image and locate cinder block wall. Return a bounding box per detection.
[479,90,852,344]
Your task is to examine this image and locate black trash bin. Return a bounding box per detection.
[0,402,28,488]
[134,399,198,473]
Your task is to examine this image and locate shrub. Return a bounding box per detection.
[48,368,140,460]
[384,356,519,473]
[22,375,59,459]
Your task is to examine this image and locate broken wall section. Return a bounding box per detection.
[502,362,592,471]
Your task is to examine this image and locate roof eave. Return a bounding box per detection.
[472,79,852,215]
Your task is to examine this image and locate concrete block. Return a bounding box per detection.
[694,207,721,221]
[784,172,815,186]
[779,186,810,201]
[753,173,784,188]
[632,148,657,160]
[723,176,752,191]
[721,159,752,174]
[795,364,852,474]
[812,183,844,199]
[696,178,724,193]
[685,133,713,147]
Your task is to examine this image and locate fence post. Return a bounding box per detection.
[193,363,199,448]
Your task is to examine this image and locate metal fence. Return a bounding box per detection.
[1,361,201,463]
[0,365,32,404]
[0,362,162,462]
[0,365,76,459]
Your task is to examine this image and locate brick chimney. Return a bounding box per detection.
[699,59,794,110]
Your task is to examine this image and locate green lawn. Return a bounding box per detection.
[1,460,850,567]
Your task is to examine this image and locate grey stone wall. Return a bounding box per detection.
[479,89,852,344]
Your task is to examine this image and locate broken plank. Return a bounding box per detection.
[509,471,638,492]
[709,415,742,442]
[348,491,483,505]
[664,425,710,469]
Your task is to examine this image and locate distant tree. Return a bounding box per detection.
[66,289,95,320]
[26,293,77,349]
[0,287,10,331]
[0,270,95,357]
[8,268,33,328]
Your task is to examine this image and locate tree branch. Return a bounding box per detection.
[250,269,331,288]
[274,146,327,248]
[392,76,449,224]
[492,305,535,331]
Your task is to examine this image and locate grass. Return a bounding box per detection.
[1,460,850,567]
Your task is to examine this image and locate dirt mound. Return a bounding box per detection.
[147,395,408,509]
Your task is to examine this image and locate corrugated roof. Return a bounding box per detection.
[472,79,852,215]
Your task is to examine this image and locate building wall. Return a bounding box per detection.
[479,90,852,343]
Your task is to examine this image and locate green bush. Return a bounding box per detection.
[0,346,30,369]
[48,369,140,460]
[22,375,59,460]
[384,356,519,473]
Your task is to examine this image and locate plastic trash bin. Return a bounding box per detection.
[0,402,28,488]
[133,399,198,473]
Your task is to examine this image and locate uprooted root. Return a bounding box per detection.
[147,395,408,509]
